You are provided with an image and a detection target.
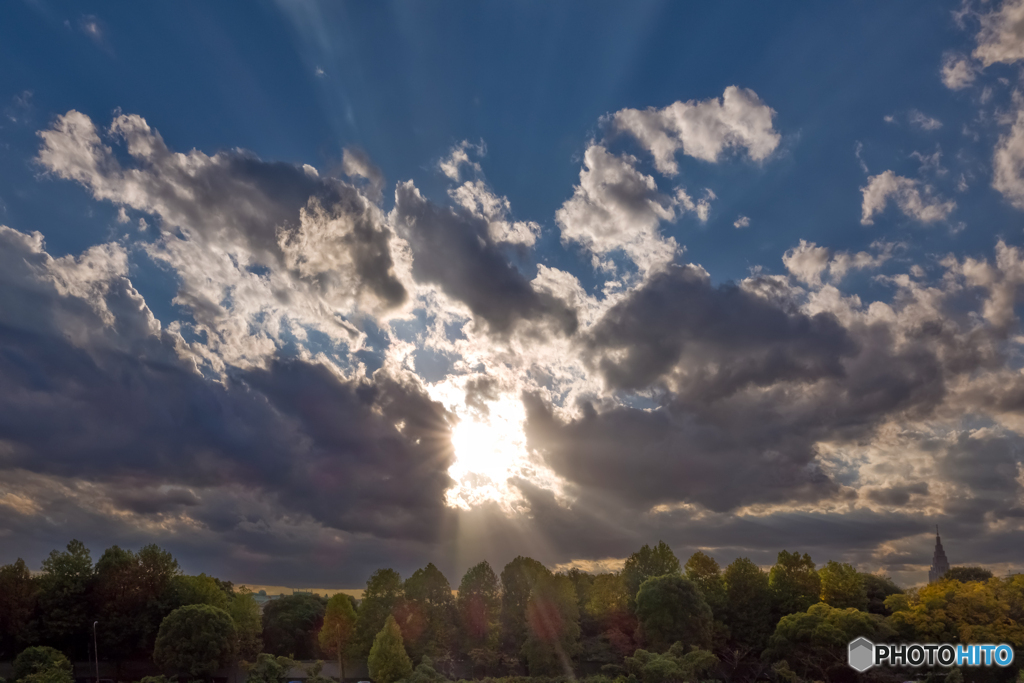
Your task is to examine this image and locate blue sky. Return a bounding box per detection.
[2,0,1024,587]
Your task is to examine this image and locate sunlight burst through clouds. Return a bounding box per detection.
[441,391,566,513]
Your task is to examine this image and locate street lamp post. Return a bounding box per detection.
[93,621,99,683]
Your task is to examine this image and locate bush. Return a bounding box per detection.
[13,647,73,683]
[240,654,297,683]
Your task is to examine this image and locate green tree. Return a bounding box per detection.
[945,566,995,583]
[886,577,1024,646]
[90,543,181,663]
[0,559,39,660]
[722,557,773,653]
[860,573,902,616]
[559,568,595,622]
[37,540,94,658]
[400,563,456,660]
[367,616,412,683]
[318,593,357,680]
[262,593,327,659]
[93,546,149,663]
[499,556,551,658]
[172,573,231,611]
[134,545,182,652]
[768,551,820,618]
[13,646,74,683]
[622,542,681,609]
[229,588,263,662]
[818,561,867,610]
[355,569,404,656]
[154,604,236,682]
[457,561,500,654]
[684,552,726,616]
[521,574,581,676]
[763,603,893,682]
[635,574,713,653]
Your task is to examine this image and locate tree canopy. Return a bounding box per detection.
[0,559,39,660]
[457,561,500,654]
[318,592,357,679]
[622,541,681,608]
[763,602,892,682]
[499,556,551,658]
[768,550,820,618]
[355,568,404,656]
[229,588,264,661]
[722,557,773,653]
[818,561,867,611]
[37,540,94,658]
[262,593,327,659]
[635,574,712,653]
[400,563,457,660]
[521,574,580,676]
[153,604,236,682]
[945,566,996,583]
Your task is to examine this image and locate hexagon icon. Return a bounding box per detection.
[848,637,874,672]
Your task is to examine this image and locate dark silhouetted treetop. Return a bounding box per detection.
[355,568,405,656]
[153,604,236,682]
[262,593,327,660]
[768,550,820,618]
[622,542,681,609]
[635,574,712,653]
[945,566,995,583]
[457,560,500,654]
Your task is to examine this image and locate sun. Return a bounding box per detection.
[425,378,568,513]
[446,394,532,511]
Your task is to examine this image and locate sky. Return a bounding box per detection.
[2,0,1024,588]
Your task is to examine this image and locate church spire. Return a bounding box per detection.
[929,526,950,583]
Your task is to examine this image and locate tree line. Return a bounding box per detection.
[1,540,1022,683]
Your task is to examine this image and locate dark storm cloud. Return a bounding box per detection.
[583,264,857,395]
[0,225,451,544]
[524,267,996,515]
[392,181,578,336]
[110,486,201,514]
[523,392,841,513]
[864,482,930,507]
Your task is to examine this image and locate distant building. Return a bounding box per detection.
[928,526,950,583]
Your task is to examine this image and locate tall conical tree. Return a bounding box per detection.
[368,615,412,683]
[319,593,357,681]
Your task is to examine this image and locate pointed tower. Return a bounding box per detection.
[928,525,950,583]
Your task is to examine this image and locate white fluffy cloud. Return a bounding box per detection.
[860,171,956,225]
[449,180,541,246]
[36,110,408,369]
[993,103,1024,210]
[783,239,895,287]
[438,139,485,181]
[973,0,1024,67]
[941,53,977,90]
[909,109,943,131]
[555,144,680,273]
[782,240,832,286]
[612,86,780,176]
